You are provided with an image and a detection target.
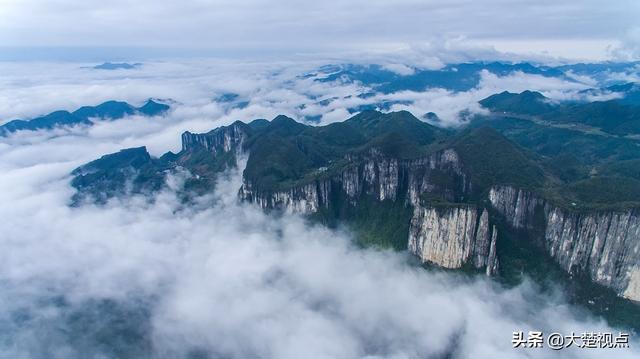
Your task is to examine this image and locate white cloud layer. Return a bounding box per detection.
[1,131,639,358]
[0,58,617,132]
[0,59,639,358]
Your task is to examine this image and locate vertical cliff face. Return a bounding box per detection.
[178,123,640,299]
[181,121,248,154]
[240,147,497,273]
[240,148,470,213]
[489,186,640,301]
[488,186,544,230]
[72,113,640,304]
[408,205,498,275]
[404,149,470,206]
[239,179,331,214]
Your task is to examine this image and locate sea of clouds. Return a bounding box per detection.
[0,58,628,131]
[0,59,638,358]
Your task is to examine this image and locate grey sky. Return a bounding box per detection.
[1,0,639,61]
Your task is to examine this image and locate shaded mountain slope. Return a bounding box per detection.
[69,110,640,319]
[1,99,169,136]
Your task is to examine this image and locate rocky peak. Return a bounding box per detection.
[138,99,170,116]
[70,110,640,303]
[181,121,249,153]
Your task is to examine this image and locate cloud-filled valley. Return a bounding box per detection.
[1,59,636,135]
[2,135,639,358]
[1,58,640,358]
[1,0,640,355]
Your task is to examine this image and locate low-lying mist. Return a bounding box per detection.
[1,60,639,358]
[0,60,620,130]
[1,131,638,359]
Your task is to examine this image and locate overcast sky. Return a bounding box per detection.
[1,0,639,61]
[3,2,640,357]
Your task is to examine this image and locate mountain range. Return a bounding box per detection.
[312,61,640,93]
[92,62,142,70]
[33,58,637,330]
[70,90,640,330]
[0,99,169,136]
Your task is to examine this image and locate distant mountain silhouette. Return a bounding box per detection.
[93,62,142,70]
[1,99,169,136]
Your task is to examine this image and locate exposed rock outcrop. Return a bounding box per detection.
[240,147,496,273]
[239,179,331,214]
[408,205,498,274]
[240,148,470,212]
[490,186,640,301]
[181,121,248,153]
[240,143,640,296]
[71,112,640,303]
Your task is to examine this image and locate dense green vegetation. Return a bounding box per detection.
[241,106,640,210]
[479,89,640,136]
[479,90,555,115]
[68,84,640,338]
[73,102,640,211]
[599,158,640,180]
[543,100,640,136]
[473,89,640,209]
[313,191,413,250]
[561,176,640,207]
[470,116,640,165]
[71,143,236,204]
[453,126,546,194]
[243,110,446,192]
[70,147,169,204]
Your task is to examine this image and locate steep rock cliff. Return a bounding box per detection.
[490,186,640,301]
[240,147,496,273]
[181,121,249,154]
[240,148,469,213]
[409,205,499,275]
[71,112,640,304]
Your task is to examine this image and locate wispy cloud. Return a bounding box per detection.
[1,140,637,358]
[0,61,639,356]
[0,59,609,132]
